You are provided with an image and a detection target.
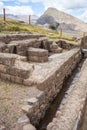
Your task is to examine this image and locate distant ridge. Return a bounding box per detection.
[0,14,38,24]
[37,7,87,32]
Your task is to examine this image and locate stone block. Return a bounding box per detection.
[51,48,62,53]
[17,56,27,62]
[18,115,30,125]
[0,64,7,73]
[23,79,35,86]
[0,53,17,66]
[0,126,6,130]
[27,98,38,105]
[3,49,9,53]
[28,55,48,63]
[23,124,36,130]
[28,47,48,57]
[0,73,10,81]
[14,76,24,84]
[22,105,33,114]
[10,75,15,82]
[50,42,58,50]
[7,61,34,79]
[26,98,39,109]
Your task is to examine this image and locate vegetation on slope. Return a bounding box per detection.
[0,17,79,44]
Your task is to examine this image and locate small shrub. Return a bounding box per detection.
[49,24,56,30]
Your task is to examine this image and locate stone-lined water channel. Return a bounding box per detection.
[37,59,85,130]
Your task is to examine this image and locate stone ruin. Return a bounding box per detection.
[0,33,80,130]
[0,33,78,86]
[81,35,87,58]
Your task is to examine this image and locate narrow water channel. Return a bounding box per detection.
[37,59,84,130]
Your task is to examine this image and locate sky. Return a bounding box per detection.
[0,0,87,22]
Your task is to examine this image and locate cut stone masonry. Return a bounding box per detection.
[0,33,81,130]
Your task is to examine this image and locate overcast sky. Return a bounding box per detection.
[0,0,87,22]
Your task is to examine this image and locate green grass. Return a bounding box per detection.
[0,17,78,44]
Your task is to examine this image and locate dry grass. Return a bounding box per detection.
[0,17,79,44]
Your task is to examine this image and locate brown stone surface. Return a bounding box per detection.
[28,55,48,62]
[0,126,6,130]
[23,124,36,130]
[28,47,48,62]
[24,48,81,89]
[7,61,34,79]
[81,36,87,49]
[47,59,87,130]
[0,43,7,52]
[0,34,45,43]
[0,53,17,66]
[28,47,48,56]
[56,40,78,50]
[79,103,87,130]
[50,47,63,53]
[0,48,81,130]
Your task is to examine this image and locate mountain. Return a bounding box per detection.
[37,7,87,32]
[0,14,38,24]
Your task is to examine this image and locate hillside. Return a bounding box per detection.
[37,7,87,32]
[0,17,81,44]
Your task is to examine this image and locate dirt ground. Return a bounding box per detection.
[0,79,40,130]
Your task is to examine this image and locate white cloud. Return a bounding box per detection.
[0,0,87,22]
[16,0,87,17]
[5,5,34,15]
[0,0,14,1]
[0,2,4,14]
[16,0,87,10]
[0,1,4,7]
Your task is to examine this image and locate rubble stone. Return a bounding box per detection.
[23,124,36,130]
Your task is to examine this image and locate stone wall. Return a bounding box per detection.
[0,34,45,44]
[81,36,87,49]
[47,59,87,130]
[7,39,41,56]
[22,48,82,127]
[0,49,82,130]
[0,53,34,84]
[56,40,78,50]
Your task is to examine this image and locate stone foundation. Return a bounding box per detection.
[56,40,78,50]
[47,59,87,130]
[0,53,34,84]
[21,48,81,127]
[0,33,82,130]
